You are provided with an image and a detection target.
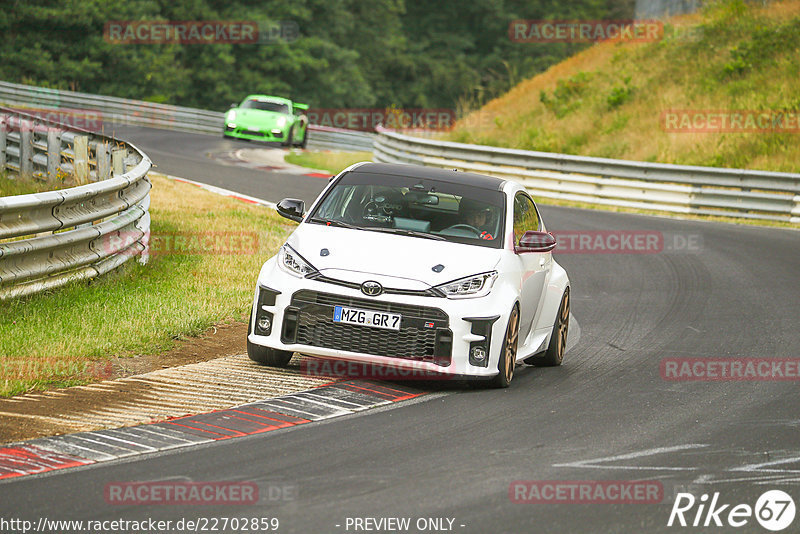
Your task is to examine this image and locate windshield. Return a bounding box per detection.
[241,99,290,113]
[309,171,505,248]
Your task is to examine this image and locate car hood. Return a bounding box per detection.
[231,108,288,127]
[286,223,502,289]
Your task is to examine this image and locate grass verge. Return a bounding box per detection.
[0,173,294,397]
[285,150,372,174]
[0,173,72,196]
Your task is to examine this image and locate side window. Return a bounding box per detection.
[513,193,540,245]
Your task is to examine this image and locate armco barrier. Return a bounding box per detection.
[373,127,800,223]
[0,107,151,300]
[4,80,797,223]
[0,80,375,152]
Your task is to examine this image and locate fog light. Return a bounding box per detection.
[257,315,272,332]
[471,345,487,362]
[255,310,274,335]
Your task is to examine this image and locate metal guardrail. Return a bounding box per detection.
[5,80,796,223]
[374,127,800,223]
[304,125,375,152]
[0,81,376,152]
[0,107,152,299]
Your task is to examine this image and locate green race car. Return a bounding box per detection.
[223,95,309,147]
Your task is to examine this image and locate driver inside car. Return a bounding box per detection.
[460,199,496,240]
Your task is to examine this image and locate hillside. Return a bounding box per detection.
[448,0,800,173]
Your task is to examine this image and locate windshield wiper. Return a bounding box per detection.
[308,217,362,230]
[367,227,446,241]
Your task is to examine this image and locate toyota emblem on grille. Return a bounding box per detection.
[361,281,383,296]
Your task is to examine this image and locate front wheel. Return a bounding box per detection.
[538,288,570,367]
[489,305,520,388]
[282,126,294,147]
[246,310,293,367]
[247,340,293,367]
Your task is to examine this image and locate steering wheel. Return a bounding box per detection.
[363,200,380,217]
[444,224,481,236]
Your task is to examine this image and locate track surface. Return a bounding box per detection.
[2,127,799,533]
[117,126,330,205]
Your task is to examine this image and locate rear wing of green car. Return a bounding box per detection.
[292,102,309,115]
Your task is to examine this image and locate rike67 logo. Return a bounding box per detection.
[668,490,796,531]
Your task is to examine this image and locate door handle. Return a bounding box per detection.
[539,257,546,267]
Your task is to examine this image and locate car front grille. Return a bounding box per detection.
[284,290,452,365]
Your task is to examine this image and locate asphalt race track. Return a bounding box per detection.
[115,125,331,205]
[2,127,799,533]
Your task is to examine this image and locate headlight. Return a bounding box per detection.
[434,271,497,299]
[227,110,236,121]
[278,244,317,277]
[276,116,287,127]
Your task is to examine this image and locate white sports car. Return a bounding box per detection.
[247,162,570,387]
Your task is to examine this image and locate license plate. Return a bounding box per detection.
[333,305,401,331]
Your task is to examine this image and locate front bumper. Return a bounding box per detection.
[248,260,514,378]
[224,124,288,142]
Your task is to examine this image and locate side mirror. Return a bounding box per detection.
[229,103,237,109]
[277,198,305,223]
[516,231,556,253]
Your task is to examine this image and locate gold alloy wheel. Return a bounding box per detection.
[503,306,520,384]
[554,289,569,363]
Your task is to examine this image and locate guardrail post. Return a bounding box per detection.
[20,122,33,178]
[96,141,111,181]
[46,128,60,183]
[0,116,6,170]
[111,147,126,176]
[73,134,88,185]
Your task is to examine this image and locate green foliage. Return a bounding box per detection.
[606,76,632,109]
[720,18,800,78]
[539,71,593,118]
[0,0,634,112]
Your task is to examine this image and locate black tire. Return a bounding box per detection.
[489,305,520,388]
[246,310,293,367]
[298,127,308,148]
[537,288,570,367]
[282,126,294,147]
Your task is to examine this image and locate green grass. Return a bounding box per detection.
[0,173,293,397]
[447,0,800,173]
[0,173,72,196]
[285,150,372,174]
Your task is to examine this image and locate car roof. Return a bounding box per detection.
[349,162,506,192]
[243,95,291,104]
